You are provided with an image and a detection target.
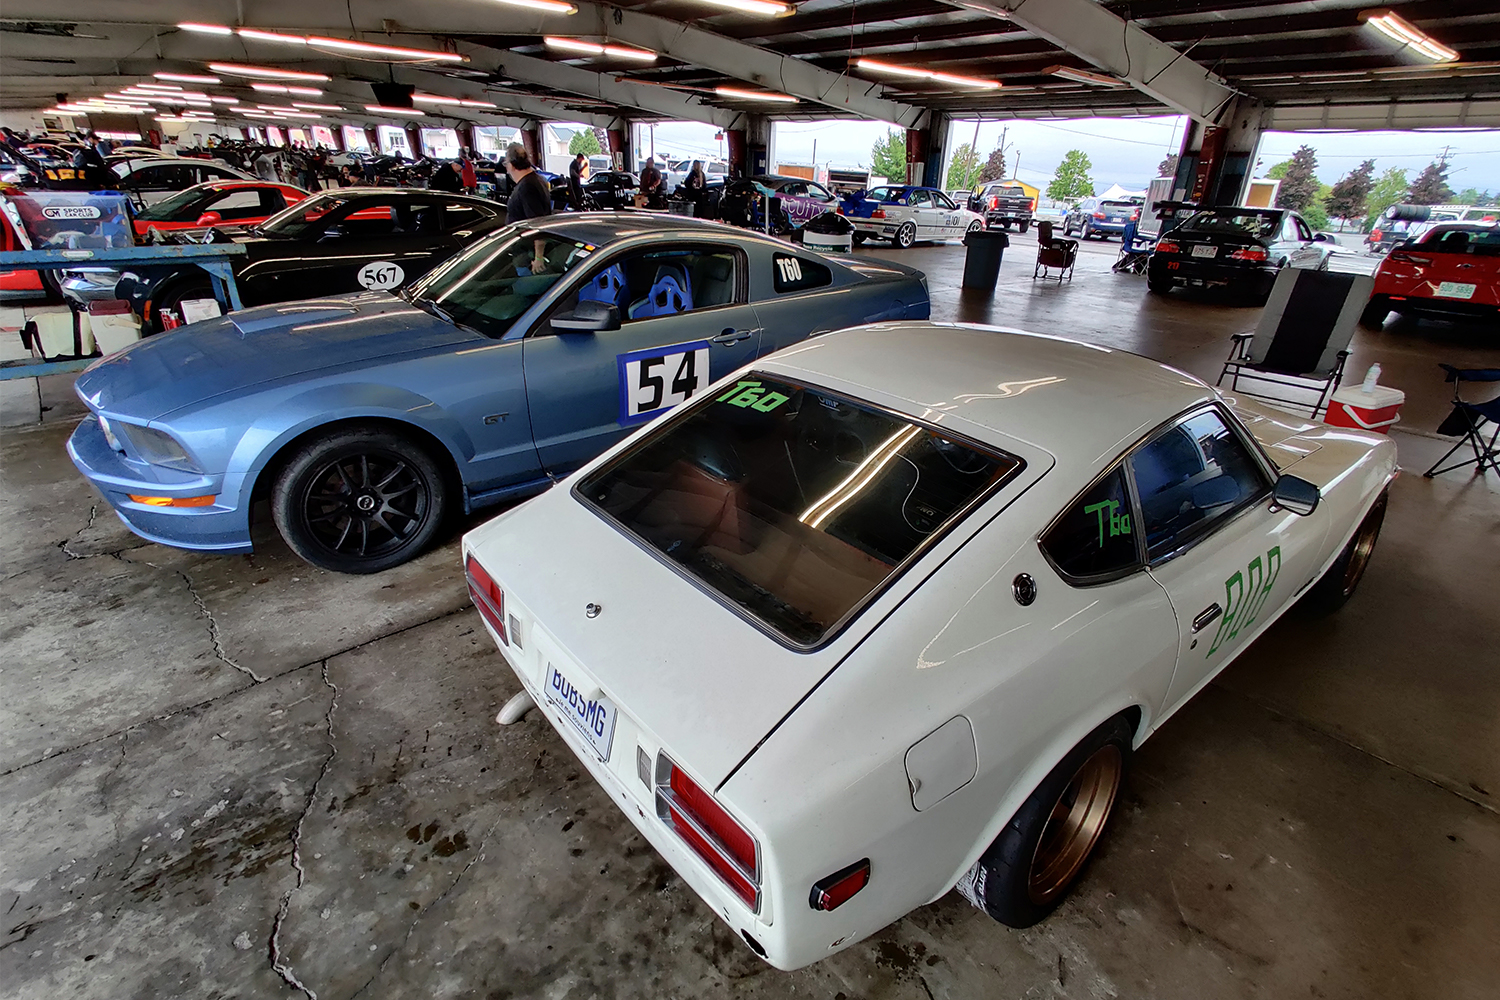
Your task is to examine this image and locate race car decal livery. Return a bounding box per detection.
[617,340,711,425]
[1208,547,1281,656]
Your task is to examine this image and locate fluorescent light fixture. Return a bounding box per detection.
[237,28,304,45]
[411,94,500,108]
[209,63,332,82]
[1360,9,1459,62]
[489,0,579,13]
[694,0,792,15]
[211,97,240,104]
[292,102,345,111]
[365,105,427,116]
[854,57,1000,90]
[251,83,324,96]
[1046,65,1126,87]
[307,36,465,62]
[178,22,233,35]
[134,83,184,92]
[545,37,657,61]
[155,72,222,84]
[714,86,799,103]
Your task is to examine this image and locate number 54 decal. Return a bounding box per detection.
[617,340,711,425]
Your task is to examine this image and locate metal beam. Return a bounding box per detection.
[945,0,1240,124]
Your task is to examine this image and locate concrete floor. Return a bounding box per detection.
[2,235,1497,1000]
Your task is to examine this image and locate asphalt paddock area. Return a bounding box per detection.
[3,236,1498,1000]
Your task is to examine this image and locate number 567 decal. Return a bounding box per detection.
[617,340,710,426]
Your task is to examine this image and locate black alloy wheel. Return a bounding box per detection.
[272,428,449,574]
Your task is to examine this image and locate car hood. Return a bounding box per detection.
[74,292,476,420]
[465,487,845,790]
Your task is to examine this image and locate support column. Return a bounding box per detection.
[913,114,950,189]
[746,115,772,177]
[1176,98,1268,207]
[519,124,541,166]
[606,126,626,171]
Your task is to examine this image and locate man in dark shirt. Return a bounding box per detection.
[567,152,587,210]
[638,159,665,208]
[428,160,463,193]
[504,143,552,224]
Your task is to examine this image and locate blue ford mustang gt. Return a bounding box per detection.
[68,214,930,572]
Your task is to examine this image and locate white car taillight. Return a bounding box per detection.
[465,553,507,645]
[655,755,760,910]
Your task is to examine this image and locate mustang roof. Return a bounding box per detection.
[762,323,1216,473]
[512,211,781,248]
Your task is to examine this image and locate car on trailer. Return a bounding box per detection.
[67,214,930,573]
[462,322,1395,971]
[1361,223,1500,328]
[840,185,984,248]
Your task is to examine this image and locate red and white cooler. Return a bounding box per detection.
[1325,382,1405,434]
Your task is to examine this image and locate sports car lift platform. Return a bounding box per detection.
[0,243,246,425]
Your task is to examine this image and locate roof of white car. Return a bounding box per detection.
[760,323,1216,469]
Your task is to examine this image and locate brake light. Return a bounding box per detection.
[810,858,871,911]
[1155,241,1180,254]
[465,553,507,645]
[1389,251,1432,266]
[1230,247,1269,261]
[1030,198,1037,212]
[1092,211,1106,219]
[990,196,999,210]
[870,208,885,219]
[656,756,759,909]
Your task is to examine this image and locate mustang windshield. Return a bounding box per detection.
[405,231,595,337]
[1176,209,1280,239]
[579,375,1022,646]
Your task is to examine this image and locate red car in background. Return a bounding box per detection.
[1362,223,1500,329]
[132,180,308,237]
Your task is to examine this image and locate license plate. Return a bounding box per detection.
[1436,281,1476,299]
[1191,245,1219,258]
[544,662,617,761]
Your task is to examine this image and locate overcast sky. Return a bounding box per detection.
[640,118,1500,197]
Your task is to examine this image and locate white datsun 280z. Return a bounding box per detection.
[462,323,1396,970]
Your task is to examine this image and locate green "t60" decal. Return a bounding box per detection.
[717,379,791,412]
[1206,546,1281,657]
[1083,498,1131,547]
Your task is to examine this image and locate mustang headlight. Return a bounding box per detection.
[96,414,123,452]
[117,423,202,473]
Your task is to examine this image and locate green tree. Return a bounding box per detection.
[870,128,906,183]
[978,145,1007,185]
[1046,149,1094,202]
[568,129,602,156]
[1302,201,1330,232]
[946,143,981,190]
[1408,158,1455,205]
[1364,166,1410,230]
[1266,160,1292,180]
[1274,145,1319,212]
[1157,153,1179,178]
[1324,159,1375,225]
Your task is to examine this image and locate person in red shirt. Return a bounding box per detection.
[460,149,478,195]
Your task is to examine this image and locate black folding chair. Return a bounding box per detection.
[1033,220,1078,283]
[1424,365,1500,479]
[1218,269,1374,417]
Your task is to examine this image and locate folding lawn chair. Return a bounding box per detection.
[1111,221,1153,275]
[1033,220,1078,283]
[1218,268,1374,417]
[1424,365,1500,479]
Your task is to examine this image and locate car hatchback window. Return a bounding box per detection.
[579,375,1022,646]
[1127,410,1270,560]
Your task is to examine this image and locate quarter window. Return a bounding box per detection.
[1041,467,1141,581]
[772,253,832,293]
[1127,410,1270,560]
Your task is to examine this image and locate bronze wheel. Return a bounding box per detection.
[1306,491,1387,613]
[1027,745,1123,905]
[1341,511,1381,596]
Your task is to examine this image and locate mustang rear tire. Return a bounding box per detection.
[957,714,1133,928]
[1304,491,1387,614]
[894,221,917,248]
[272,427,450,574]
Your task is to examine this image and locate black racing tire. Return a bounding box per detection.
[1359,296,1391,329]
[1019,220,1030,234]
[151,279,215,334]
[851,232,867,246]
[894,221,917,249]
[1304,491,1387,614]
[272,426,451,574]
[958,714,1133,928]
[1147,275,1172,295]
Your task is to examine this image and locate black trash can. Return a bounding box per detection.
[961,228,1009,291]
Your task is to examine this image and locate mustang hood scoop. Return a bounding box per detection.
[74,292,477,421]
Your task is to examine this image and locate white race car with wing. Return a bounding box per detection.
[462,323,1396,970]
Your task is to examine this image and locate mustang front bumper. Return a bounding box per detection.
[67,415,255,553]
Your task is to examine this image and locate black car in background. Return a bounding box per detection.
[1146,206,1330,303]
[582,170,641,209]
[968,181,1035,232]
[116,188,506,331]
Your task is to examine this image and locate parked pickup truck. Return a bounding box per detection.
[967,181,1035,233]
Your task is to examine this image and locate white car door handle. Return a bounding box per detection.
[1193,603,1223,633]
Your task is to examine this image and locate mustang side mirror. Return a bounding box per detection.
[320,224,347,241]
[1271,474,1320,516]
[195,211,223,227]
[551,300,620,334]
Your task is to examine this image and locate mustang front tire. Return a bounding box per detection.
[272,427,450,574]
[957,713,1132,928]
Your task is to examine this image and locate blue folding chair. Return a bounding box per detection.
[1424,365,1500,479]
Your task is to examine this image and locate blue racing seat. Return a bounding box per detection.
[577,263,628,311]
[627,263,693,319]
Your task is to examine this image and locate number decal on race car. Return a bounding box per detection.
[357,260,405,291]
[775,256,803,284]
[617,340,711,425]
[1207,547,1281,657]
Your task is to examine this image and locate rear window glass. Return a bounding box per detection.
[995,187,1025,198]
[578,375,1023,646]
[1177,210,1280,238]
[1101,201,1137,210]
[773,254,832,293]
[1417,227,1500,255]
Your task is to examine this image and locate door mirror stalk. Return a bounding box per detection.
[551,300,620,334]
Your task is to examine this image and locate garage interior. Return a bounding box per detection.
[2,3,1499,999]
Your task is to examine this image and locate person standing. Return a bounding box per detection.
[503,142,552,224]
[460,149,478,195]
[680,160,707,213]
[567,151,587,211]
[428,160,463,193]
[637,158,665,208]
